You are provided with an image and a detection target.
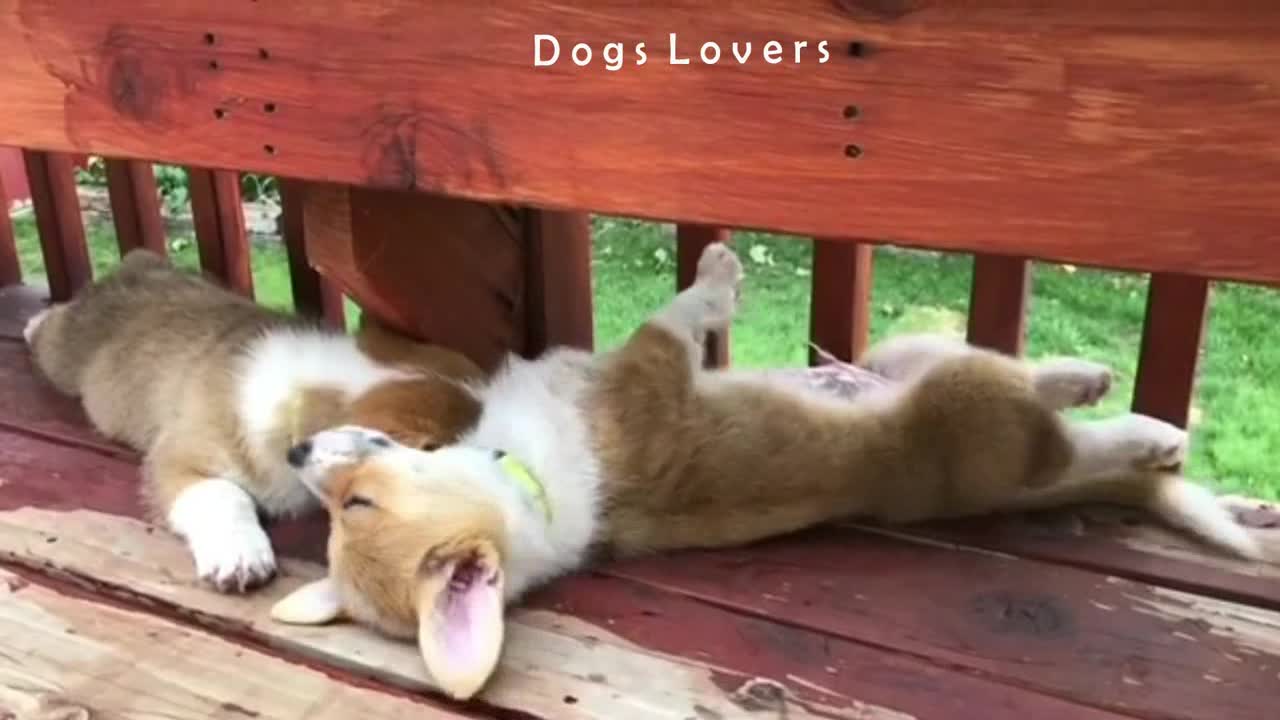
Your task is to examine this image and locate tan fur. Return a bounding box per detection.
[26,249,485,589]
[590,325,1073,555]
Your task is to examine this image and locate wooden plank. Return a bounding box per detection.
[103,158,167,256]
[809,240,872,364]
[523,209,594,355]
[303,184,526,371]
[1132,273,1210,428]
[278,178,344,327]
[606,528,1280,720]
[0,504,988,717]
[186,167,252,295]
[3,3,1280,283]
[0,169,21,286]
[676,225,731,367]
[0,570,475,720]
[21,150,89,300]
[967,253,1031,355]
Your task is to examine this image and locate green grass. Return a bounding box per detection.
[12,213,1279,499]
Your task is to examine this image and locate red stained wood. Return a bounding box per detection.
[605,528,1280,720]
[525,575,1131,720]
[103,158,166,256]
[278,179,344,328]
[523,210,594,355]
[2,4,1280,283]
[1132,273,1210,428]
[0,170,21,286]
[676,225,731,367]
[809,240,872,364]
[303,184,525,371]
[186,167,252,296]
[967,253,1030,355]
[21,150,90,300]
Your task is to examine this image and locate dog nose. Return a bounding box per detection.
[286,440,313,468]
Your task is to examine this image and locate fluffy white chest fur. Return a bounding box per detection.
[236,329,415,516]
[458,347,603,601]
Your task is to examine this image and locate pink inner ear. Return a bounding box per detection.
[436,559,502,666]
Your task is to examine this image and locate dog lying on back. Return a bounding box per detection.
[274,242,1261,701]
[24,249,484,592]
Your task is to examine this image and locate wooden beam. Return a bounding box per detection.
[303,184,526,371]
[523,210,594,355]
[1132,273,1211,428]
[0,169,21,286]
[809,240,873,364]
[967,254,1031,355]
[22,150,90,300]
[278,178,345,327]
[187,168,252,295]
[1,3,1279,283]
[676,224,732,367]
[104,158,167,256]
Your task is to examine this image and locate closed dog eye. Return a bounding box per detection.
[343,494,375,510]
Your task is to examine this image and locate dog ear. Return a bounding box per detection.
[416,539,505,700]
[271,577,346,625]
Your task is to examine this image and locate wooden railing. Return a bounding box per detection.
[0,148,1225,429]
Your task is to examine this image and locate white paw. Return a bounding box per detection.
[23,307,52,345]
[1115,413,1189,470]
[187,523,277,593]
[1034,358,1113,409]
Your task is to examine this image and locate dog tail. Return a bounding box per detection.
[1010,473,1263,561]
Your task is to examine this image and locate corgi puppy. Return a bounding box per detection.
[24,249,484,593]
[275,243,1260,700]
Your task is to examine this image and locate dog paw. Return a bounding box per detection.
[1116,414,1188,471]
[187,523,277,593]
[23,307,52,345]
[1034,358,1113,409]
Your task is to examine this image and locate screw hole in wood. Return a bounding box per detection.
[843,105,860,120]
[263,102,277,113]
[848,41,869,58]
[258,48,270,60]
[203,32,216,45]
[844,144,863,159]
[263,144,277,155]
[208,59,220,71]
[214,108,227,120]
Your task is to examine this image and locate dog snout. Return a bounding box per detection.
[286,440,313,468]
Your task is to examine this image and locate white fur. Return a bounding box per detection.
[23,307,52,345]
[458,347,603,601]
[236,328,416,517]
[168,478,276,591]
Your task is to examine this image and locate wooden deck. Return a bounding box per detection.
[0,287,1275,720]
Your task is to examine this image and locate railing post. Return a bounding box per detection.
[279,179,345,327]
[0,169,21,287]
[188,167,253,296]
[524,210,594,355]
[22,150,91,300]
[967,254,1031,356]
[1132,273,1210,428]
[105,159,167,256]
[809,239,873,364]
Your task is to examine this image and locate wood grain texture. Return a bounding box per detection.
[0,570,472,720]
[0,506,924,720]
[1131,273,1210,428]
[606,527,1280,720]
[278,178,345,327]
[0,172,20,287]
[104,157,166,255]
[186,167,252,295]
[2,2,1280,282]
[21,150,90,300]
[523,209,594,355]
[676,224,731,367]
[303,184,526,371]
[809,240,872,364]
[967,253,1030,355]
